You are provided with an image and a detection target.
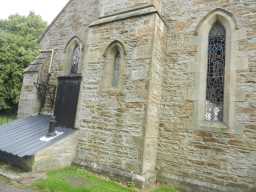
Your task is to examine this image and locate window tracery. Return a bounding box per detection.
[70,45,80,74]
[205,22,226,122]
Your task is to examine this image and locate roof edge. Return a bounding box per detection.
[39,0,75,42]
[89,5,167,28]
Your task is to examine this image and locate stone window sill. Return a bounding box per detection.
[200,120,229,131]
[101,87,123,96]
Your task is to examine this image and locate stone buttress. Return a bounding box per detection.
[74,0,166,187]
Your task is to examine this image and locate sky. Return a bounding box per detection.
[0,0,70,24]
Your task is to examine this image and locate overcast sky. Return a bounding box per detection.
[0,0,70,23]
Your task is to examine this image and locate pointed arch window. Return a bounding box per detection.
[112,48,121,87]
[193,9,241,129]
[102,41,125,91]
[205,22,226,122]
[70,45,81,74]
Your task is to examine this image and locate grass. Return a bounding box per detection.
[0,114,16,125]
[31,166,178,192]
[32,166,136,192]
[152,186,178,192]
[0,175,26,190]
[0,175,11,184]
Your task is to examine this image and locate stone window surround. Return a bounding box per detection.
[101,40,126,94]
[192,9,247,131]
[64,36,84,75]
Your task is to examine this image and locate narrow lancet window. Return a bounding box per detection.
[205,22,226,122]
[70,45,80,74]
[112,49,121,87]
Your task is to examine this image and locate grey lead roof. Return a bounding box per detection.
[0,115,75,158]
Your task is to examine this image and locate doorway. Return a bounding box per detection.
[54,75,81,128]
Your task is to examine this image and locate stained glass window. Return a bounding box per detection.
[205,22,226,121]
[70,45,80,74]
[112,49,121,87]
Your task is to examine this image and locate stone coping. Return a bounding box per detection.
[89,5,166,27]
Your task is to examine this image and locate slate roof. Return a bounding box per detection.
[0,115,75,158]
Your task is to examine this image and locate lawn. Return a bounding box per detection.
[31,166,178,192]
[152,186,178,192]
[0,114,16,125]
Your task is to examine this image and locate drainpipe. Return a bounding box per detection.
[40,49,58,137]
[40,49,55,74]
[38,49,55,114]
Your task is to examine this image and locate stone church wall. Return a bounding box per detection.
[17,0,256,191]
[157,1,256,191]
[99,0,161,17]
[74,9,165,185]
[18,72,41,118]
[39,0,99,114]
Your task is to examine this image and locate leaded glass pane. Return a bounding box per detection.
[205,22,226,122]
[112,50,121,87]
[70,45,80,74]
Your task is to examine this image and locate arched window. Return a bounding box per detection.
[112,48,121,87]
[193,9,242,129]
[102,40,126,90]
[70,45,81,74]
[205,22,226,122]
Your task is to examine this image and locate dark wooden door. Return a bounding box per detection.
[54,75,81,128]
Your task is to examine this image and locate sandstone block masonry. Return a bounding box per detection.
[74,6,165,186]
[18,0,256,191]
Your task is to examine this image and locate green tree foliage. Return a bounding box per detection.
[0,12,47,112]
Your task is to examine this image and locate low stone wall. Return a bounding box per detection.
[32,132,78,172]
